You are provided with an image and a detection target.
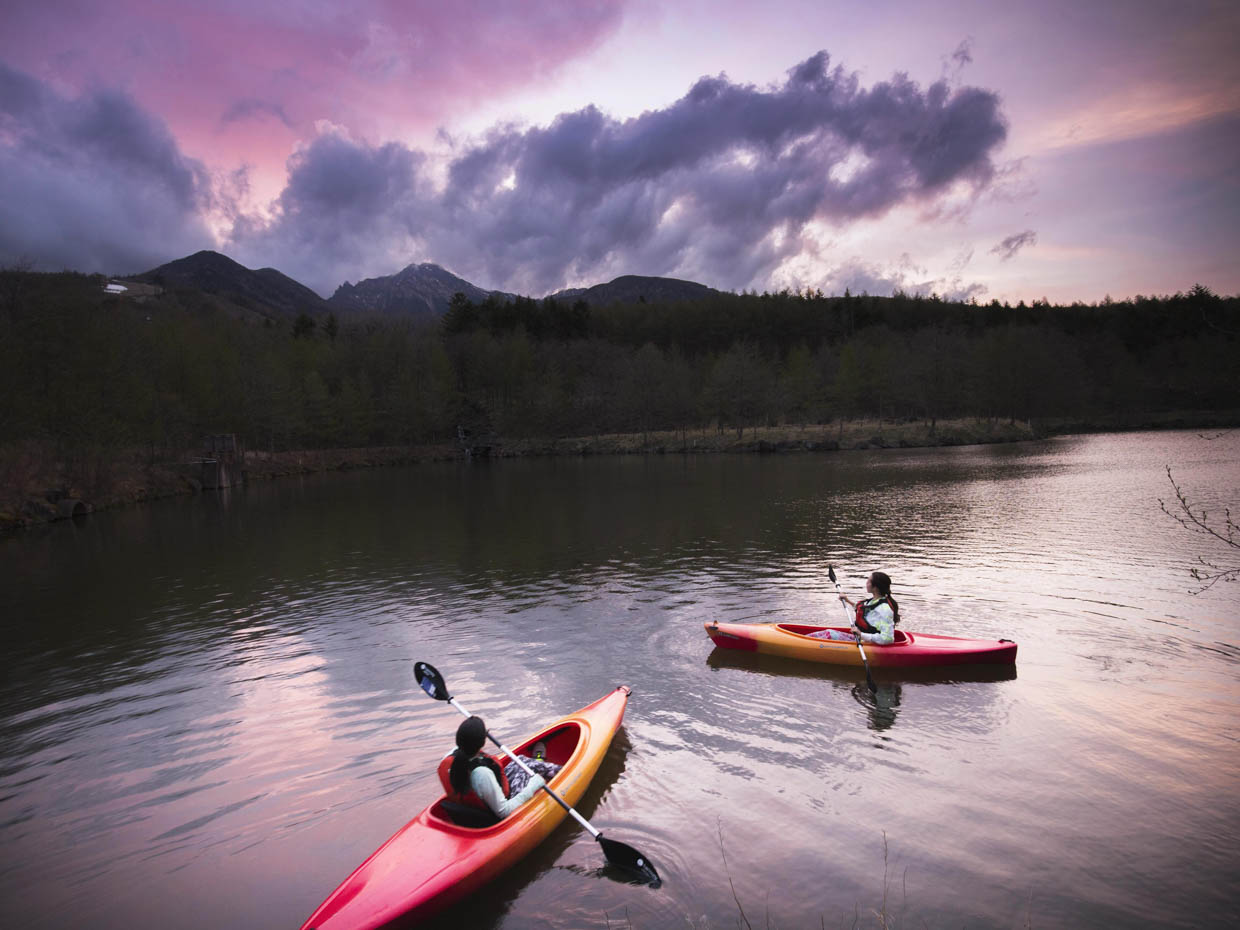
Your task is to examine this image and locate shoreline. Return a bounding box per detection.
[3,411,1237,531]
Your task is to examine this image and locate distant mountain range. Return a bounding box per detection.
[130,251,722,320]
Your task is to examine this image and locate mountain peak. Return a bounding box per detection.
[135,251,327,319]
[329,263,513,316]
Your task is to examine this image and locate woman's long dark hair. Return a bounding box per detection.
[448,752,474,793]
[870,571,900,625]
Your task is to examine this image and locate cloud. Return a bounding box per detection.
[807,254,985,302]
[231,50,1009,295]
[232,126,432,278]
[221,99,294,130]
[0,63,213,273]
[943,37,974,80]
[0,1,627,153]
[989,229,1037,261]
[952,39,974,69]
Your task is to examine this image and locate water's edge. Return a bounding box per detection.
[6,411,1239,531]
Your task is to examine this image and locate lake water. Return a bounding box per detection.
[2,430,1237,929]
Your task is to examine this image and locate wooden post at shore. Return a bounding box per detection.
[199,434,245,489]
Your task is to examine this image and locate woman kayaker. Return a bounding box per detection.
[442,716,561,820]
[810,570,900,644]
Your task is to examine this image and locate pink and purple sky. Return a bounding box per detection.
[2,0,1237,303]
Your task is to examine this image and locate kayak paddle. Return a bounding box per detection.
[413,661,660,886]
[828,564,877,692]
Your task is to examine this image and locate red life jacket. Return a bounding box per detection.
[855,596,892,634]
[437,751,510,812]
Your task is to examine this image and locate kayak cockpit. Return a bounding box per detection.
[776,624,911,646]
[428,722,583,830]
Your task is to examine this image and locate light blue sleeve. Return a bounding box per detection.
[858,603,895,645]
[470,765,545,819]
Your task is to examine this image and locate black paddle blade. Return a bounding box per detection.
[413,661,450,701]
[598,836,661,886]
[828,564,837,584]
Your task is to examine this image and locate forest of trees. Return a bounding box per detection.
[1,269,1237,458]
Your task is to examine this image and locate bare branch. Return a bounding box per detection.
[1160,465,1239,592]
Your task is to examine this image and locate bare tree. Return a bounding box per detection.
[1160,464,1238,592]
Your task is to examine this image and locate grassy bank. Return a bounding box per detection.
[495,417,1039,457]
[3,411,1237,531]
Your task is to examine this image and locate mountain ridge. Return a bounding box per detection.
[550,274,720,306]
[133,250,724,320]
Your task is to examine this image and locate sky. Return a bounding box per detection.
[1,0,1237,303]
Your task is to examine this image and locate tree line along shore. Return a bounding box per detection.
[2,270,1237,529]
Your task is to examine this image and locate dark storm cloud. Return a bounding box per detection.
[231,128,434,282]
[990,229,1037,261]
[0,63,212,273]
[233,50,1009,295]
[279,133,424,219]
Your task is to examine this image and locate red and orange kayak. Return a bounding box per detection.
[705,622,1016,667]
[300,686,631,930]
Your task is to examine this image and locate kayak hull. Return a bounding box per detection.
[704,622,1016,668]
[300,686,630,930]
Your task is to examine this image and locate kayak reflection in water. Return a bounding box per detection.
[439,716,562,820]
[809,570,901,644]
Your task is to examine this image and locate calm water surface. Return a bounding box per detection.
[2,431,1238,929]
